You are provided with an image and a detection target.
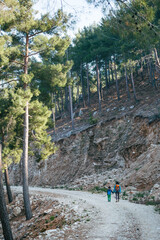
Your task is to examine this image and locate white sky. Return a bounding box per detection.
[34,0,103,37]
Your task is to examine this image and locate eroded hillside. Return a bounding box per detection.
[9,70,160,192]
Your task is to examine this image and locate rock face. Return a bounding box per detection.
[9,115,160,191]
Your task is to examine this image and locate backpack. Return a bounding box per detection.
[115,184,120,192]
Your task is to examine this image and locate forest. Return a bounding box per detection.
[0,0,160,239]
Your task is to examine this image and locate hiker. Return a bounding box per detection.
[107,186,112,202]
[114,181,121,202]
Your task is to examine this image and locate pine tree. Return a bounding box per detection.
[0,0,70,220]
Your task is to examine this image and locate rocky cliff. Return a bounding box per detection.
[9,98,160,192]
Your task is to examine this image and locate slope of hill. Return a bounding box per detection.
[6,66,160,240]
[9,69,160,196]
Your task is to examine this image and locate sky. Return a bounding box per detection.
[34,0,104,37]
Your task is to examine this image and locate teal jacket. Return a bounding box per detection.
[113,185,121,193]
[107,189,112,195]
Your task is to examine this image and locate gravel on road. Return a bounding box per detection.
[11,186,160,240]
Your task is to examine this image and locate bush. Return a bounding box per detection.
[132,197,138,201]
[88,112,98,125]
[123,191,128,197]
[135,192,145,198]
[146,201,156,206]
[50,216,55,221]
[90,186,107,193]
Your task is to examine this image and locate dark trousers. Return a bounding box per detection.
[115,191,119,201]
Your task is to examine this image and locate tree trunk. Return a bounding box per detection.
[141,59,144,81]
[86,63,90,107]
[1,134,13,204]
[51,93,56,131]
[130,68,137,101]
[147,60,151,83]
[80,63,86,107]
[149,60,155,87]
[57,94,61,115]
[72,85,74,109]
[152,61,157,89]
[99,71,103,101]
[154,48,160,67]
[60,89,64,112]
[105,59,109,90]
[69,85,74,130]
[125,65,130,100]
[110,60,114,83]
[114,60,120,100]
[54,94,58,116]
[108,65,111,85]
[96,58,101,112]
[22,101,32,220]
[4,168,13,203]
[65,86,69,111]
[22,33,32,220]
[0,143,13,240]
[76,84,80,105]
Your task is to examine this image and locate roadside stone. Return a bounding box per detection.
[13,206,21,216]
[79,109,83,116]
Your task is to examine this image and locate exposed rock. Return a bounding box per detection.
[149,183,160,201]
[1,192,86,240]
[93,111,98,117]
[13,206,21,216]
[122,144,160,190]
[79,109,83,117]
[9,115,160,191]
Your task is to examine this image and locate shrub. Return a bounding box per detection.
[88,112,98,125]
[132,197,138,201]
[50,216,55,221]
[135,192,145,198]
[90,186,107,193]
[123,191,128,197]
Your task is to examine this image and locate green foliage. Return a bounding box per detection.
[20,73,34,84]
[71,0,160,85]
[50,216,55,221]
[132,197,138,201]
[11,88,32,115]
[2,148,22,169]
[29,100,57,161]
[146,201,157,206]
[122,191,128,197]
[0,0,72,169]
[0,88,24,168]
[86,218,90,222]
[155,204,160,214]
[88,112,98,125]
[134,192,145,198]
[90,186,107,193]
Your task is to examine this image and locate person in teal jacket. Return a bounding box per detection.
[113,181,121,202]
[107,186,113,202]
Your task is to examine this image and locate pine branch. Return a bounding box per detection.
[28,49,46,57]
[10,60,24,66]
[15,136,23,142]
[29,26,57,38]
[29,31,46,38]
[28,47,51,57]
[0,79,18,86]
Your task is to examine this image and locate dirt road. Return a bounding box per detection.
[12,186,160,240]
